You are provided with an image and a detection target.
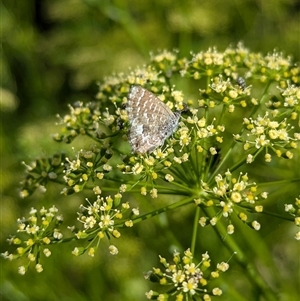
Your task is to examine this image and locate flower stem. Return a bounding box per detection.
[190,206,201,254]
[202,207,279,301]
[258,177,300,187]
[119,196,195,226]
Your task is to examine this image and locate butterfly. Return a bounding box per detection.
[126,86,181,153]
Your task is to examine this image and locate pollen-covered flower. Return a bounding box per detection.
[78,195,124,232]
[150,49,178,75]
[281,84,300,108]
[150,188,158,198]
[145,249,229,299]
[240,113,299,162]
[63,147,113,194]
[109,245,119,255]
[200,171,266,231]
[73,194,133,255]
[1,206,63,273]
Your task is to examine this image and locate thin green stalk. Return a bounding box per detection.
[216,104,227,126]
[187,144,201,181]
[190,206,201,254]
[160,180,196,194]
[173,148,199,183]
[227,149,261,174]
[209,81,274,181]
[202,208,278,301]
[258,177,300,187]
[208,141,233,180]
[120,196,195,226]
[167,162,196,185]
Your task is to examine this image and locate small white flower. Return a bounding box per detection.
[252,220,261,230]
[132,208,139,216]
[35,263,43,273]
[212,287,222,295]
[18,266,26,275]
[43,248,51,257]
[53,229,63,240]
[227,224,234,234]
[246,154,253,163]
[109,245,118,255]
[217,262,229,272]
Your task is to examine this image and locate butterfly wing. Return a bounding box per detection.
[126,86,180,153]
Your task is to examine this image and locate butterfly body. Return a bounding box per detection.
[126,86,180,153]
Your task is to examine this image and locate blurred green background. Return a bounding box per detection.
[1,1,299,301]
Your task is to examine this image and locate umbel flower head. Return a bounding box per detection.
[70,194,139,257]
[145,249,229,301]
[198,170,267,233]
[6,43,299,294]
[17,44,299,243]
[1,206,63,275]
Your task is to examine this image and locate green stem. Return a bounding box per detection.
[209,81,274,181]
[190,206,201,254]
[249,80,273,117]
[194,141,203,182]
[157,180,196,195]
[238,203,295,221]
[227,148,262,174]
[202,208,278,301]
[118,196,195,226]
[208,141,233,180]
[173,147,198,184]
[259,210,294,221]
[51,236,77,244]
[258,177,300,187]
[166,162,196,186]
[125,181,196,195]
[216,104,227,126]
